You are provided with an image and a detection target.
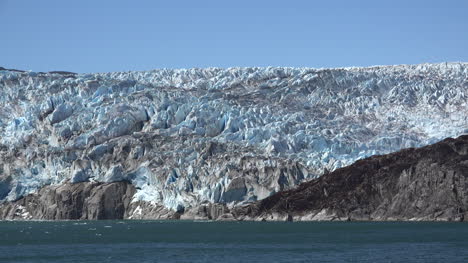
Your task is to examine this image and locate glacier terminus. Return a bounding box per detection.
[0,63,467,219]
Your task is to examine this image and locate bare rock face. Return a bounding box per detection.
[0,181,135,220]
[125,201,177,220]
[180,202,231,220]
[232,135,468,221]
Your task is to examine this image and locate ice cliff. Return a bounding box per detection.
[0,63,467,213]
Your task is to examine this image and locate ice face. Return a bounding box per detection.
[0,63,467,210]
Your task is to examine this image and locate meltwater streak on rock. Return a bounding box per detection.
[0,63,467,216]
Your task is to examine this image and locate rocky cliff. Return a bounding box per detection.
[0,63,467,217]
[0,181,135,220]
[232,135,468,221]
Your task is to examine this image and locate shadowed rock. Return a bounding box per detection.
[0,67,25,72]
[0,181,135,220]
[232,135,468,221]
[48,71,77,75]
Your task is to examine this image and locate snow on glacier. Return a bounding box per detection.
[0,63,467,211]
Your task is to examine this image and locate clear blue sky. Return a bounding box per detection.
[1,0,467,73]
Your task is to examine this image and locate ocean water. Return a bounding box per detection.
[0,221,467,263]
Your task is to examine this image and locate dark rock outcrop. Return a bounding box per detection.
[181,202,234,220]
[47,71,77,75]
[0,181,135,220]
[0,67,25,73]
[0,66,76,75]
[233,135,468,221]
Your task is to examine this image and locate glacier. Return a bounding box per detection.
[0,63,467,213]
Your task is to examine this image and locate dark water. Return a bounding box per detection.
[0,221,467,263]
